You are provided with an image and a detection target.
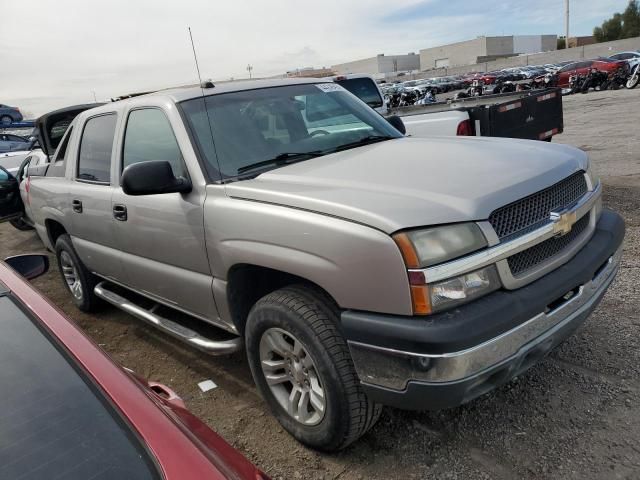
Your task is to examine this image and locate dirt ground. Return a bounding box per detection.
[1,87,639,480]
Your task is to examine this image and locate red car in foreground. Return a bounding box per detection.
[0,255,269,480]
[556,58,628,88]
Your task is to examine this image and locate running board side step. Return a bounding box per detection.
[94,281,243,356]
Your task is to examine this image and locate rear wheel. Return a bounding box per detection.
[55,234,101,312]
[245,285,381,451]
[0,115,12,125]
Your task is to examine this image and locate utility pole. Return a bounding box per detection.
[91,90,97,102]
[246,64,253,79]
[565,0,570,49]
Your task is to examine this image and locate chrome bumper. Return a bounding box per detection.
[348,246,622,391]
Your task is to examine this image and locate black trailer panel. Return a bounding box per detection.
[389,88,564,142]
[467,88,564,141]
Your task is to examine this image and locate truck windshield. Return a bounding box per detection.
[180,83,401,180]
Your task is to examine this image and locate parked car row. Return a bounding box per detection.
[0,76,624,453]
[381,50,640,104]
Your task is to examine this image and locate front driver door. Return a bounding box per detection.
[0,166,23,221]
[111,107,218,324]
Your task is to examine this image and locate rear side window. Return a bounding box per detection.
[122,109,185,177]
[46,126,73,178]
[77,114,117,183]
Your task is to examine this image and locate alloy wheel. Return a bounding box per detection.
[259,327,326,426]
[59,251,83,300]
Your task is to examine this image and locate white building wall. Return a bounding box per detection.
[513,35,543,54]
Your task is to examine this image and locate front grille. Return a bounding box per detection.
[507,214,590,276]
[489,172,588,240]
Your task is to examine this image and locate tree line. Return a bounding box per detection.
[594,0,640,42]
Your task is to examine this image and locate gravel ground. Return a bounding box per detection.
[1,87,639,479]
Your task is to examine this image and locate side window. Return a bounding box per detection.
[22,157,32,178]
[77,114,117,183]
[0,167,10,181]
[46,126,73,177]
[122,109,185,177]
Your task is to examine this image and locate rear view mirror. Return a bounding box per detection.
[121,161,192,196]
[5,254,49,280]
[386,115,406,135]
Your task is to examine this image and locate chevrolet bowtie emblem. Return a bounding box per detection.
[550,210,577,237]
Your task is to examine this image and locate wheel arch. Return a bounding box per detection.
[44,218,69,249]
[225,263,338,336]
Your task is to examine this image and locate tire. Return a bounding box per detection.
[0,115,12,125]
[55,234,101,312]
[627,72,640,89]
[245,285,381,451]
[9,217,33,231]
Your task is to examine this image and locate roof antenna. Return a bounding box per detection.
[187,27,222,180]
[189,27,214,89]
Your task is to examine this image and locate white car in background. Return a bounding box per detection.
[2,149,49,230]
[0,149,47,176]
[609,51,640,89]
[609,51,640,68]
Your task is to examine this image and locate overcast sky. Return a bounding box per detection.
[1,0,628,116]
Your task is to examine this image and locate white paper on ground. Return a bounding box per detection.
[198,379,218,392]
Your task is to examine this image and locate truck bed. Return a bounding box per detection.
[390,88,564,141]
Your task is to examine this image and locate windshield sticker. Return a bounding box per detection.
[316,83,346,93]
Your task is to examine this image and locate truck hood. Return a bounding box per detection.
[225,137,588,233]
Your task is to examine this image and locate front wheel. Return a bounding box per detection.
[627,71,640,89]
[245,285,381,451]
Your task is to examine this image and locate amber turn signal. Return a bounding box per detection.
[410,285,432,315]
[393,233,420,268]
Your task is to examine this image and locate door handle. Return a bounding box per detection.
[113,204,127,221]
[71,199,82,213]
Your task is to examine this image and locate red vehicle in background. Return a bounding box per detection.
[0,255,269,480]
[464,72,498,85]
[556,58,628,88]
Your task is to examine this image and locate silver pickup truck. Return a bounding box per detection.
[0,78,625,451]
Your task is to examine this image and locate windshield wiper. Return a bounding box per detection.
[237,151,325,174]
[329,135,395,154]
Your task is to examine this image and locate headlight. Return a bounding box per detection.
[394,224,498,315]
[393,223,487,268]
[429,265,500,313]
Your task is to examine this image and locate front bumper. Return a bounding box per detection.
[342,209,624,410]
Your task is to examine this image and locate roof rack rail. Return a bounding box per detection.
[110,91,155,102]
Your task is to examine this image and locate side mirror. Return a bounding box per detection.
[5,254,49,280]
[386,115,406,135]
[121,161,191,196]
